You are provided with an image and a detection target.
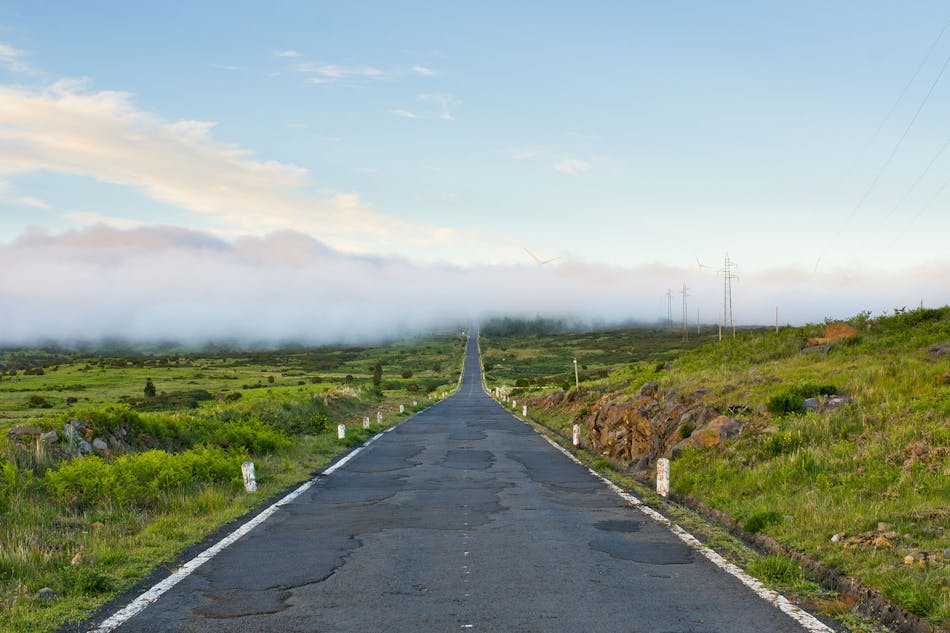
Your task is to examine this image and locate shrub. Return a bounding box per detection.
[515,377,529,388]
[406,382,419,393]
[679,421,694,440]
[144,378,156,398]
[44,447,243,510]
[742,510,783,533]
[401,369,413,379]
[0,460,18,512]
[28,394,51,408]
[766,391,805,416]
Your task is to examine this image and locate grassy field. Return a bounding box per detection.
[481,311,950,629]
[0,332,467,633]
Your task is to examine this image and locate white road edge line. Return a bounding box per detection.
[90,432,384,632]
[534,428,834,633]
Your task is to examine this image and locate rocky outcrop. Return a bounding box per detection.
[579,382,738,473]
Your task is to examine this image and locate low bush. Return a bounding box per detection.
[44,446,243,510]
[742,510,783,533]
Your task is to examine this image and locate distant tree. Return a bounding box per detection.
[344,374,354,384]
[432,362,442,372]
[144,378,156,398]
[401,369,413,379]
[372,362,383,388]
[406,382,419,393]
[267,375,275,384]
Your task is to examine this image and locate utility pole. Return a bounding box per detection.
[718,311,722,341]
[720,254,738,338]
[680,282,690,341]
[666,288,673,329]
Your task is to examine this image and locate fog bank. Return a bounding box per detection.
[2,226,947,344]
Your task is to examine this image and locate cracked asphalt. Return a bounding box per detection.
[104,334,824,632]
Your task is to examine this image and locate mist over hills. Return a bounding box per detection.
[2,225,946,345]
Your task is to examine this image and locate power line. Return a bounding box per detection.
[815,18,950,271]
[879,136,950,229]
[721,254,738,338]
[680,282,690,341]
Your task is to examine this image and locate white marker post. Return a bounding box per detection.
[512,399,517,409]
[572,423,580,446]
[412,400,417,406]
[241,461,257,493]
[522,404,527,417]
[399,404,405,413]
[363,416,370,429]
[573,358,579,388]
[656,458,670,498]
[338,423,346,440]
[377,411,383,423]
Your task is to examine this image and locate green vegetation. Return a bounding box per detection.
[0,332,466,632]
[481,309,950,628]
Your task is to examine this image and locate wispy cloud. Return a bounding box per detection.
[411,65,435,76]
[0,42,32,73]
[299,63,386,84]
[274,50,301,58]
[392,93,458,121]
[554,159,590,176]
[0,79,482,258]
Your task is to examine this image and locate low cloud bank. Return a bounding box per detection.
[2,226,947,344]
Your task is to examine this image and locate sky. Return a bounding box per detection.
[1,2,950,342]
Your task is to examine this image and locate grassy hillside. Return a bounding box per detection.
[0,333,467,633]
[481,310,950,628]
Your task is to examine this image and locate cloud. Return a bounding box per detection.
[392,93,458,121]
[2,225,946,344]
[0,79,483,258]
[411,65,435,76]
[299,63,385,84]
[274,50,301,58]
[554,159,590,176]
[0,43,31,73]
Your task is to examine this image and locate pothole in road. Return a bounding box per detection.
[593,519,642,533]
[588,535,693,565]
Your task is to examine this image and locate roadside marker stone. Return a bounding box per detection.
[572,423,580,446]
[241,461,257,493]
[363,416,370,429]
[337,423,346,440]
[657,458,670,498]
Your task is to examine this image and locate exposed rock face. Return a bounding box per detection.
[809,322,859,345]
[671,415,742,457]
[580,387,732,473]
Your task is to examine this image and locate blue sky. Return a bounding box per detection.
[1,2,949,337]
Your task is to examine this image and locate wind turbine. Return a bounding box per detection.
[523,247,560,267]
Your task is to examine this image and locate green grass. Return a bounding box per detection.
[481,310,950,628]
[0,332,467,632]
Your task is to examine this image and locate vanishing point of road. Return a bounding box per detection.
[88,334,832,633]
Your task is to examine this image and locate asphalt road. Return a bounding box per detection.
[99,334,828,633]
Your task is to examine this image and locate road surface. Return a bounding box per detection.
[92,334,830,632]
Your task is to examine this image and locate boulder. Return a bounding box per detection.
[803,397,820,412]
[39,430,58,443]
[92,438,108,452]
[77,439,92,454]
[672,416,742,457]
[37,587,58,601]
[825,395,853,408]
[929,342,950,357]
[8,425,42,440]
[639,381,659,398]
